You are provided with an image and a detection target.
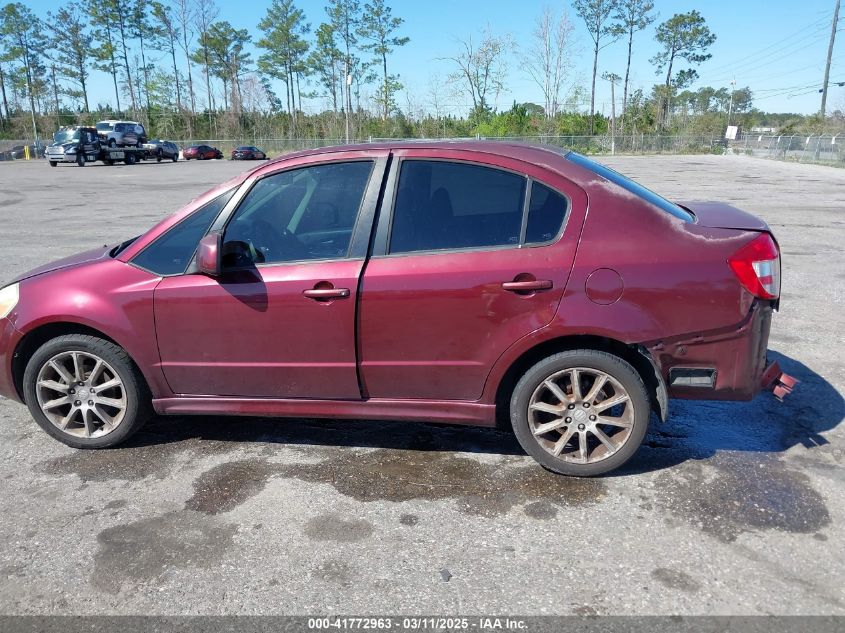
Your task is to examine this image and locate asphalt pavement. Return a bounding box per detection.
[0,153,842,615]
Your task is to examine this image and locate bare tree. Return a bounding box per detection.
[524,7,575,120]
[572,0,619,134]
[150,1,182,111]
[445,28,513,117]
[193,0,219,115]
[174,0,196,124]
[612,0,656,133]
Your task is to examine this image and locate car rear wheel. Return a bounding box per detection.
[23,335,152,449]
[49,161,57,167]
[171,153,178,162]
[76,153,85,167]
[124,153,136,165]
[510,350,650,477]
[156,149,163,162]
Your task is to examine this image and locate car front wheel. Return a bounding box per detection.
[23,335,152,449]
[510,350,650,477]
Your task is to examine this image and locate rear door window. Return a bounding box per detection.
[389,160,526,254]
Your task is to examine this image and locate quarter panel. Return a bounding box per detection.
[561,177,760,343]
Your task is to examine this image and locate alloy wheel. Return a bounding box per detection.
[527,367,635,464]
[35,351,127,439]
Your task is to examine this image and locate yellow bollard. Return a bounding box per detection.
[24,145,30,160]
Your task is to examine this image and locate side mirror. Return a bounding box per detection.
[197,233,221,277]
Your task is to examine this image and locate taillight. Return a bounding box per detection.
[728,233,780,299]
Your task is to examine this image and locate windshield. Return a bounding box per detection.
[566,152,695,222]
[53,129,81,143]
[96,122,114,132]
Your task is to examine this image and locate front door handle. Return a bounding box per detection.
[302,287,350,300]
[502,279,553,292]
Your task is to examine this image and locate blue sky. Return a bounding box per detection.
[28,0,845,116]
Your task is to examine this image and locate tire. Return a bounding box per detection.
[108,139,116,148]
[103,159,114,166]
[49,161,57,167]
[171,153,178,162]
[76,153,85,167]
[124,153,136,165]
[510,350,650,477]
[156,149,162,162]
[22,334,152,449]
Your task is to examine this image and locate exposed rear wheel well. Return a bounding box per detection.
[494,335,667,429]
[12,323,124,402]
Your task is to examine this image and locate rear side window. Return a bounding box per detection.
[525,182,569,244]
[566,152,694,222]
[132,189,235,276]
[390,160,526,254]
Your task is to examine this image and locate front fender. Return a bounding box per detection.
[9,260,171,399]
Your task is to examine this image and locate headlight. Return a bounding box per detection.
[0,283,19,319]
[65,147,76,154]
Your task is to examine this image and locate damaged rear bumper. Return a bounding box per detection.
[760,361,798,401]
[648,301,794,402]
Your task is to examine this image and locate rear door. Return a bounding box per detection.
[358,149,588,401]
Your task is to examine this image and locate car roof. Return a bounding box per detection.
[259,140,571,169]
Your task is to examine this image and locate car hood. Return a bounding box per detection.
[8,245,112,285]
[679,201,770,232]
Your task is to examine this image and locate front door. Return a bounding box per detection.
[154,156,384,398]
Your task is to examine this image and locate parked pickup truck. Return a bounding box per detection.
[46,126,152,167]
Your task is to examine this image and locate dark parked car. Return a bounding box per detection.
[231,146,267,160]
[144,139,180,162]
[0,142,792,476]
[9,143,46,159]
[183,145,222,160]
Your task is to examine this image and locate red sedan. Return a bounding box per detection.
[183,145,222,160]
[0,142,791,476]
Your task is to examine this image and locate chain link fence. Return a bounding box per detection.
[3,133,842,166]
[728,134,844,166]
[1,134,725,161]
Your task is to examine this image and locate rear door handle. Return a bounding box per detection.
[502,280,553,292]
[302,287,350,300]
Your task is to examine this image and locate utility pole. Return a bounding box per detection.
[727,77,736,126]
[821,0,840,118]
[344,66,351,144]
[602,72,621,155]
